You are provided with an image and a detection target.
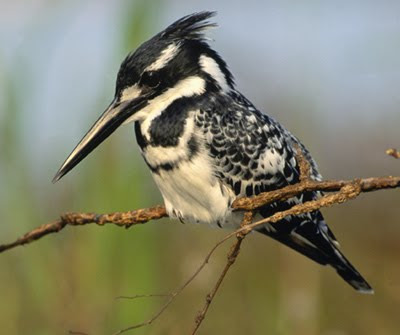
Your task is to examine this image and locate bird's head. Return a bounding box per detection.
[53,11,234,182]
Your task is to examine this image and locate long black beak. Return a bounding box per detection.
[52,95,147,183]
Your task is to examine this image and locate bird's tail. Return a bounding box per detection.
[327,241,374,294]
[258,211,373,294]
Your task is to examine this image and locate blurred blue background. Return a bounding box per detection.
[1,1,399,334]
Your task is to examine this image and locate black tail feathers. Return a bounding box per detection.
[329,247,374,294]
[258,214,373,294]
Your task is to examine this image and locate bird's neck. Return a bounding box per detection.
[135,94,200,148]
[135,112,200,175]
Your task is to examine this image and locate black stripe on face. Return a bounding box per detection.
[134,121,148,150]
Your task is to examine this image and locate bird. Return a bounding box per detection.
[53,11,373,293]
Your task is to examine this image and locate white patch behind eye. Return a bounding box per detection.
[120,84,141,102]
[145,43,180,72]
[199,55,230,92]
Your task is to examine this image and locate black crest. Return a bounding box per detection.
[159,11,217,41]
[116,11,225,95]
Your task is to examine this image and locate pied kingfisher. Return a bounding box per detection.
[54,12,372,293]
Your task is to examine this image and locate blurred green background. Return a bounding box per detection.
[1,1,399,334]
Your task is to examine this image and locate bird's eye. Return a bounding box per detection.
[140,71,161,88]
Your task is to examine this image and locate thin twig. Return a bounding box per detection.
[191,211,254,335]
[115,294,172,300]
[112,293,176,335]
[112,224,239,334]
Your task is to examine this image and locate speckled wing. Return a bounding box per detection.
[196,91,319,201]
[195,92,372,292]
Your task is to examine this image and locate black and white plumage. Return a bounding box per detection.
[54,12,373,293]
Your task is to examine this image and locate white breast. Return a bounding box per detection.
[139,113,236,226]
[152,150,236,226]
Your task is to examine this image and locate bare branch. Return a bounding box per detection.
[1,176,399,255]
[294,144,312,181]
[0,206,167,253]
[232,176,400,211]
[243,182,362,233]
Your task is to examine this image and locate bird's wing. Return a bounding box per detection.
[195,92,372,292]
[196,91,317,198]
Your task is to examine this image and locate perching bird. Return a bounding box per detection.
[53,12,372,293]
